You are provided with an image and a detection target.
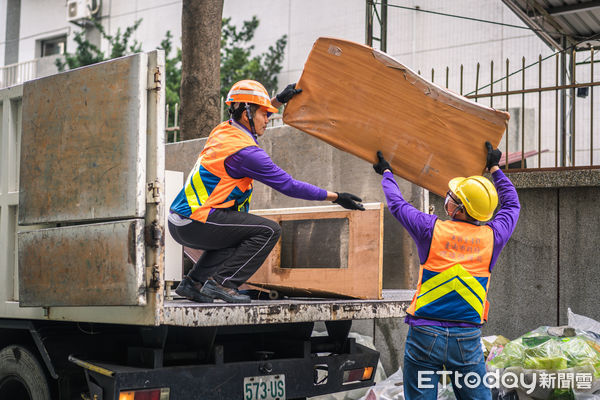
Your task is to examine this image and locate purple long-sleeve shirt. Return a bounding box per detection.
[381,169,520,327]
[224,120,327,201]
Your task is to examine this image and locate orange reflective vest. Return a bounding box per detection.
[406,220,494,324]
[170,121,257,223]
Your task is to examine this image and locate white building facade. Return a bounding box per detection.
[1,0,598,166]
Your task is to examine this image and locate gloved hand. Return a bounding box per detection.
[373,150,392,175]
[333,192,365,211]
[276,83,302,104]
[485,141,502,170]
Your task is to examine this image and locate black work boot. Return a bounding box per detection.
[200,278,251,303]
[175,276,214,303]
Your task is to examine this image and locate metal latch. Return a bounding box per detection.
[148,66,161,90]
[150,264,160,290]
[147,179,161,204]
[145,220,163,248]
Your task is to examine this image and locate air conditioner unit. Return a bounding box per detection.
[66,0,92,23]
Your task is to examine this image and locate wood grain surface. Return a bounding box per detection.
[246,204,383,299]
[283,37,510,196]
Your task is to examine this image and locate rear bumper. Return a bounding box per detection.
[79,339,379,400]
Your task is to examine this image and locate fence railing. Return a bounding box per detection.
[165,97,284,143]
[421,47,598,170]
[167,48,598,171]
[0,60,37,89]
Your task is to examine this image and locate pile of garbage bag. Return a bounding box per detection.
[486,325,600,399]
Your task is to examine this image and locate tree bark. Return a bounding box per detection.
[180,0,223,140]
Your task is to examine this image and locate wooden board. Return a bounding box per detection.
[247,203,383,300]
[283,37,510,196]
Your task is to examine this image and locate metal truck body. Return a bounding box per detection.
[0,50,410,400]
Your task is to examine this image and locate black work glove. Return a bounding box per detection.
[276,83,302,104]
[373,150,392,175]
[333,192,365,211]
[485,141,502,170]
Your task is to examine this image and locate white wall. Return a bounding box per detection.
[0,0,7,66]
[223,0,365,87]
[18,0,71,62]
[99,0,181,56]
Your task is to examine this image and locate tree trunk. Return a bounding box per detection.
[180,0,223,140]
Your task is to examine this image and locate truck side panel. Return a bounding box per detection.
[0,51,165,324]
[19,219,146,306]
[18,54,147,225]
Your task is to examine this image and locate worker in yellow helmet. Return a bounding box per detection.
[373,142,520,400]
[169,80,364,304]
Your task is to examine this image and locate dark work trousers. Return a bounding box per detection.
[168,209,281,288]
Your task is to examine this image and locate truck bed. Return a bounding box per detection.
[161,289,414,327]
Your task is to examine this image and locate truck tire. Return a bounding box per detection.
[0,345,51,400]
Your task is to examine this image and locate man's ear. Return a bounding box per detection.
[239,108,248,123]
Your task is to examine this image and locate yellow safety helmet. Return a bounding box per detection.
[226,80,278,113]
[448,176,498,221]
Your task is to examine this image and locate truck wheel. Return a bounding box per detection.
[0,345,51,400]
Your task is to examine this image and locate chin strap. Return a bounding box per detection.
[244,103,257,138]
[450,205,463,219]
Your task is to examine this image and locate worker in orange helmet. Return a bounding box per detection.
[373,142,520,400]
[169,80,364,303]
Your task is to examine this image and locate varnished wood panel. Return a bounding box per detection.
[247,204,383,299]
[283,37,509,196]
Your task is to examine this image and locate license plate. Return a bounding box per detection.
[243,374,286,400]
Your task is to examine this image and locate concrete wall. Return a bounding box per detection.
[166,125,426,291]
[167,125,600,376]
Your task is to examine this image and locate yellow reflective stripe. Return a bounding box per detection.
[183,158,202,212]
[415,281,454,310]
[460,274,486,303]
[415,278,484,319]
[415,264,486,319]
[237,192,253,211]
[419,264,462,293]
[184,182,199,212]
[453,280,484,318]
[420,265,486,300]
[191,170,209,204]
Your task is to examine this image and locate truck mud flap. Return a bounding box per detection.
[70,339,379,400]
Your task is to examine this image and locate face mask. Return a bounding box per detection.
[445,191,463,218]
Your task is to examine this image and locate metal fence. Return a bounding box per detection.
[167,48,599,171]
[0,60,37,89]
[422,47,598,170]
[165,97,284,143]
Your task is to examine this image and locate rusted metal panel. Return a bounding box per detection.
[18,53,147,225]
[161,290,413,327]
[18,220,146,307]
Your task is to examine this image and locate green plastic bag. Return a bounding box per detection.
[488,327,600,377]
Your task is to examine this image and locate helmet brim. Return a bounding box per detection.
[265,104,279,113]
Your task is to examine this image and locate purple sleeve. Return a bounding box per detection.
[487,169,521,271]
[225,147,327,201]
[382,171,437,263]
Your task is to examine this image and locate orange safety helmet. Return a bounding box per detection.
[226,80,278,113]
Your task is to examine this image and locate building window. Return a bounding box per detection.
[41,36,66,57]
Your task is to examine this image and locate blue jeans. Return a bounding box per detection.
[403,325,491,400]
